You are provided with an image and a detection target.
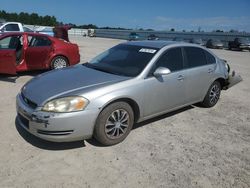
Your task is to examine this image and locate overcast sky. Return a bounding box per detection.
[1,0,250,31]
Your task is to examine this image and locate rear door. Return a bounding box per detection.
[0,36,17,74]
[25,35,52,70]
[183,47,216,103]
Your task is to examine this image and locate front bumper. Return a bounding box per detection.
[239,45,250,50]
[16,93,100,142]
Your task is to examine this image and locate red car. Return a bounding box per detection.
[0,31,80,75]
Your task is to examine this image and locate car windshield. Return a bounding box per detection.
[174,38,184,41]
[239,38,250,43]
[23,26,33,32]
[85,44,159,77]
[213,39,221,43]
[193,39,202,43]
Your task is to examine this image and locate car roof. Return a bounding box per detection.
[125,40,185,49]
[0,22,21,25]
[0,32,53,38]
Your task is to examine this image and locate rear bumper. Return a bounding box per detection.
[224,71,243,90]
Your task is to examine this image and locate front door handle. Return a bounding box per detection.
[4,53,13,57]
[177,75,184,81]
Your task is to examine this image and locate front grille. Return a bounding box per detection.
[18,113,29,129]
[21,92,38,109]
[37,130,73,136]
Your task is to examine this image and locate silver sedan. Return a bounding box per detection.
[16,41,242,145]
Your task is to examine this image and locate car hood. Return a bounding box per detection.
[22,65,130,106]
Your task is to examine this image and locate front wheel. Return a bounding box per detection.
[51,56,68,69]
[94,102,134,146]
[201,81,221,108]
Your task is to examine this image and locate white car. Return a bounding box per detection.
[0,22,33,33]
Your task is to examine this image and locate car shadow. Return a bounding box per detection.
[0,75,18,83]
[16,105,194,149]
[0,70,47,83]
[86,105,194,147]
[15,118,86,150]
[133,105,194,130]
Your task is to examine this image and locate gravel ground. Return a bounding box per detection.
[0,36,249,188]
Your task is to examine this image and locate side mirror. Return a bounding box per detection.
[153,67,171,77]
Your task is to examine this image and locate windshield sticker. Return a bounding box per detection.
[139,48,157,54]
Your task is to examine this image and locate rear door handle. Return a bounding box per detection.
[208,69,213,73]
[177,75,184,81]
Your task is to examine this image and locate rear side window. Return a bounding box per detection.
[184,47,207,68]
[205,51,216,64]
[152,47,183,72]
[28,36,51,47]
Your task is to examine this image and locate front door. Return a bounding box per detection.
[0,36,19,74]
[142,47,186,118]
[25,35,52,70]
[0,50,16,74]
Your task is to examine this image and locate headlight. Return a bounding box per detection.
[42,96,88,113]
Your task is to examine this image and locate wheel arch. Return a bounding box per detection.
[99,97,141,123]
[50,54,69,69]
[215,77,227,88]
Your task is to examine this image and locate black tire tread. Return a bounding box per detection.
[94,102,134,146]
[201,81,221,108]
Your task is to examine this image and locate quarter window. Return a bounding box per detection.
[205,51,216,64]
[152,47,183,73]
[184,47,207,68]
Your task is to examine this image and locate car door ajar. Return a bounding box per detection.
[183,47,217,103]
[0,36,19,74]
[25,35,52,70]
[142,47,187,118]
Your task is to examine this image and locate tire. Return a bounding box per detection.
[201,81,221,108]
[94,102,134,146]
[51,56,68,69]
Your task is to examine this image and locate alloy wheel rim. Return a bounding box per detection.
[209,84,220,105]
[105,109,129,139]
[54,58,67,69]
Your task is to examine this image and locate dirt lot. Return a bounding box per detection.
[0,36,249,188]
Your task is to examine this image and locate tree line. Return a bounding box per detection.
[0,10,57,26]
[0,10,123,29]
[1,10,245,33]
[0,10,141,30]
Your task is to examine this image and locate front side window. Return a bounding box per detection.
[151,47,183,74]
[184,47,207,68]
[28,36,51,47]
[0,35,22,49]
[86,44,159,77]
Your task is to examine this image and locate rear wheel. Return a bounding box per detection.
[51,56,68,69]
[201,81,221,108]
[94,102,134,146]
